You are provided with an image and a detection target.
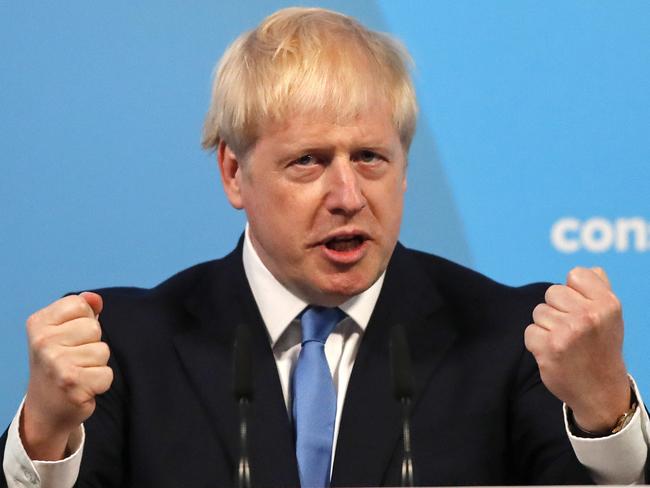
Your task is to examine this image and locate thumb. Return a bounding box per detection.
[79,292,103,318]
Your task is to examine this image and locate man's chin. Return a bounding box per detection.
[305,274,378,307]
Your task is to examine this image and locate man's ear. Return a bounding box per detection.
[217,141,244,209]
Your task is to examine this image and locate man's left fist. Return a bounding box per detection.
[524,266,631,433]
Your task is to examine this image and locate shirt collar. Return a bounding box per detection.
[242,224,385,347]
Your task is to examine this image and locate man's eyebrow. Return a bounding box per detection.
[356,143,394,152]
[282,140,394,152]
[277,143,336,155]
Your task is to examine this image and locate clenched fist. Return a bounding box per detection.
[525,267,631,433]
[21,292,113,460]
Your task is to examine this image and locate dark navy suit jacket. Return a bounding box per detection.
[5,240,628,486]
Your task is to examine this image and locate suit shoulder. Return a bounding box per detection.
[399,246,550,319]
[87,252,239,338]
[91,254,232,303]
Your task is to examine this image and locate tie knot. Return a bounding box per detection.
[300,306,344,344]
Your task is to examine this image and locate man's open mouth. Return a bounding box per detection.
[324,235,367,252]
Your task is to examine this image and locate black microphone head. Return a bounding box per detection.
[389,323,415,400]
[233,323,253,400]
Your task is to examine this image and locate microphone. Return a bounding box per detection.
[389,324,416,487]
[234,322,253,400]
[233,323,253,488]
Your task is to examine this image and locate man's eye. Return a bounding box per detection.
[357,150,380,163]
[294,154,316,166]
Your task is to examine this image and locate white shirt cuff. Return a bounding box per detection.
[2,399,84,488]
[565,376,649,484]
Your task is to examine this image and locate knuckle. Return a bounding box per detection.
[523,324,532,341]
[100,368,115,392]
[549,336,569,356]
[585,309,601,328]
[90,320,103,341]
[98,342,111,363]
[30,330,52,352]
[79,318,102,341]
[544,284,561,302]
[107,367,115,386]
[605,292,622,313]
[566,268,578,283]
[575,309,597,329]
[26,313,42,332]
[566,267,585,285]
[66,295,93,318]
[41,345,63,366]
[524,325,542,353]
[532,304,545,323]
[68,389,91,408]
[57,366,80,390]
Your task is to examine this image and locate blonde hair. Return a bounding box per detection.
[202,7,417,156]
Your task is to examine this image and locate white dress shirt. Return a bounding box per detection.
[3,228,649,487]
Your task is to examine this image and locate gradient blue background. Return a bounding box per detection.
[1,1,648,426]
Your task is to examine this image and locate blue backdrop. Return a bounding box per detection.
[1,1,648,426]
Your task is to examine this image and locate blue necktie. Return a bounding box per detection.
[292,306,344,488]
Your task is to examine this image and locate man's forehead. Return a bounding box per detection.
[256,107,399,148]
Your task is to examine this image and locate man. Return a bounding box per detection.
[2,7,648,487]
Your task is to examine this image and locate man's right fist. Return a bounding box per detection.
[21,292,113,460]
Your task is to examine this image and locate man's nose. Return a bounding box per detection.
[325,158,367,216]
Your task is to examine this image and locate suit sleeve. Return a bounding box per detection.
[508,345,595,484]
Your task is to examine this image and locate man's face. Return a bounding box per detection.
[220,105,407,306]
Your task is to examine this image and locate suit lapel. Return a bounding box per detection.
[170,240,457,487]
[331,244,458,487]
[173,241,300,487]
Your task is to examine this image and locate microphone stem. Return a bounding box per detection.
[400,397,415,487]
[237,398,251,488]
